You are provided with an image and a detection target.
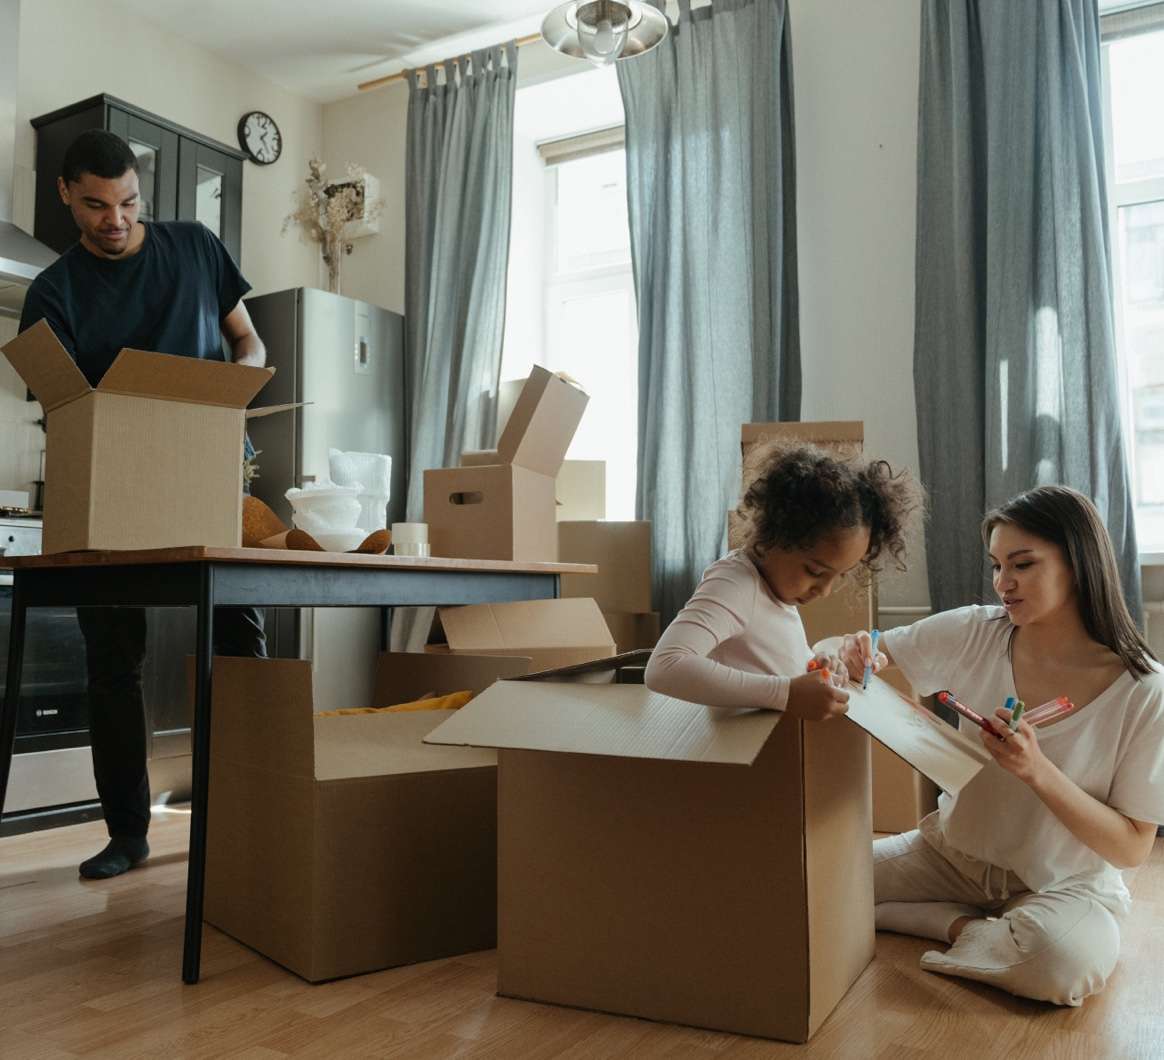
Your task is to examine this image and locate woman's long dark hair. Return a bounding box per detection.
[981,485,1156,678]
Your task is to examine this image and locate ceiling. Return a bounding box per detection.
[115,0,553,103]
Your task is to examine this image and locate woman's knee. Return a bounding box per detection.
[1006,900,1121,1006]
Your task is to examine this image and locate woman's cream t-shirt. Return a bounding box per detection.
[883,605,1164,902]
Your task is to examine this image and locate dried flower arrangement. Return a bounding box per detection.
[283,159,383,294]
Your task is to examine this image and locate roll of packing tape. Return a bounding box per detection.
[394,542,431,557]
[391,522,429,544]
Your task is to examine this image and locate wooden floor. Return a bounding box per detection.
[2,812,1162,1059]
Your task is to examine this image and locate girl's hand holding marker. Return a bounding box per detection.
[788,658,849,722]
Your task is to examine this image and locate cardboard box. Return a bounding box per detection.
[1,320,287,553]
[872,667,940,833]
[373,648,531,704]
[602,610,660,653]
[431,597,616,673]
[427,657,875,1043]
[203,656,498,983]
[558,520,652,613]
[555,459,606,521]
[426,366,588,561]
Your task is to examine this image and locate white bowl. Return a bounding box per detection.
[310,528,367,553]
[285,484,363,530]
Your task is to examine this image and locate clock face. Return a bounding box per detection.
[238,111,282,165]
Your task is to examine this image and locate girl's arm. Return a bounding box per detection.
[983,711,1158,869]
[644,565,848,719]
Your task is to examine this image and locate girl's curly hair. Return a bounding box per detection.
[735,441,923,575]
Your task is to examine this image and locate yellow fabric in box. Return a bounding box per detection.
[316,690,473,718]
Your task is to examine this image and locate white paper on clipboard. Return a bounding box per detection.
[816,637,992,794]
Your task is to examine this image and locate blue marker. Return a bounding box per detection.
[863,629,880,690]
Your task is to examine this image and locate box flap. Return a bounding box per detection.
[96,348,274,408]
[460,449,500,467]
[438,598,614,653]
[0,319,91,410]
[814,637,990,793]
[425,680,781,764]
[313,710,496,780]
[245,401,306,420]
[517,649,654,681]
[496,365,589,477]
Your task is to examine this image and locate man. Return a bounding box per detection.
[18,130,268,879]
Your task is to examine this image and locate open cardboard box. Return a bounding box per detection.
[1,320,293,553]
[425,366,588,561]
[426,655,874,1043]
[202,656,498,983]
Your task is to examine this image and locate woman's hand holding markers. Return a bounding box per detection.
[980,707,1050,786]
[839,632,888,684]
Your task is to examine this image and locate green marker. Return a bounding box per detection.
[1009,699,1025,732]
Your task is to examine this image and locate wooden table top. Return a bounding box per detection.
[3,546,598,575]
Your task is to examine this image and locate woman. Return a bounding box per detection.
[841,485,1164,1006]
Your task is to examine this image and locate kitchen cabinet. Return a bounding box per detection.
[31,94,244,265]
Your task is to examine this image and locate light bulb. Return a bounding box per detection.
[576,1,630,66]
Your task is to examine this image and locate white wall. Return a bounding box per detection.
[789,0,926,610]
[13,0,323,296]
[320,84,409,314]
[0,0,324,496]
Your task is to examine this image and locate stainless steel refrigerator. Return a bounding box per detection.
[245,287,407,710]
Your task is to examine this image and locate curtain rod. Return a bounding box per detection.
[358,32,542,92]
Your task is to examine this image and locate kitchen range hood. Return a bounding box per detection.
[0,0,58,318]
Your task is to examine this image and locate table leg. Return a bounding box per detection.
[182,566,215,984]
[0,578,27,816]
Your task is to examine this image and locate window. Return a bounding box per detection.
[501,68,638,520]
[1103,17,1164,553]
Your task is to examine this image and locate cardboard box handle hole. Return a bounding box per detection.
[449,491,485,506]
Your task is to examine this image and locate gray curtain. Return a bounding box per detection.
[404,43,518,521]
[618,0,800,626]
[395,44,517,651]
[915,0,1142,623]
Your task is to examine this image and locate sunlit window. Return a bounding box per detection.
[501,68,638,520]
[1104,27,1164,551]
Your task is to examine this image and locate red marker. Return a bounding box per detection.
[937,690,1005,740]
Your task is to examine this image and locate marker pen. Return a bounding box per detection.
[937,690,1005,739]
[1008,700,1025,732]
[863,629,880,690]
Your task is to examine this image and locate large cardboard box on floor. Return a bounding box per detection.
[203,656,498,983]
[1,319,287,553]
[558,520,652,613]
[427,656,875,1043]
[425,366,588,561]
[426,597,616,673]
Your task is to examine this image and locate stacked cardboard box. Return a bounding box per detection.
[203,656,498,983]
[427,654,874,1043]
[425,366,588,561]
[558,520,659,653]
[0,319,294,553]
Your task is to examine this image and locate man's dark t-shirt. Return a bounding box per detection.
[18,220,251,385]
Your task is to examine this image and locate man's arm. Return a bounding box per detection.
[221,300,265,367]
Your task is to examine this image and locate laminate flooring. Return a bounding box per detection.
[2,809,1162,1059]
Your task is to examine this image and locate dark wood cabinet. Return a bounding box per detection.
[31,94,245,265]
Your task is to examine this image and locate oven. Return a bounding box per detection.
[1,517,100,832]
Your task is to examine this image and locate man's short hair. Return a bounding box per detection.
[61,130,139,184]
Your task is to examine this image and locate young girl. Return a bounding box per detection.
[842,485,1164,1007]
[644,442,919,722]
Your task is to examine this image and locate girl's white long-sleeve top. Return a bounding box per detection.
[643,549,813,710]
